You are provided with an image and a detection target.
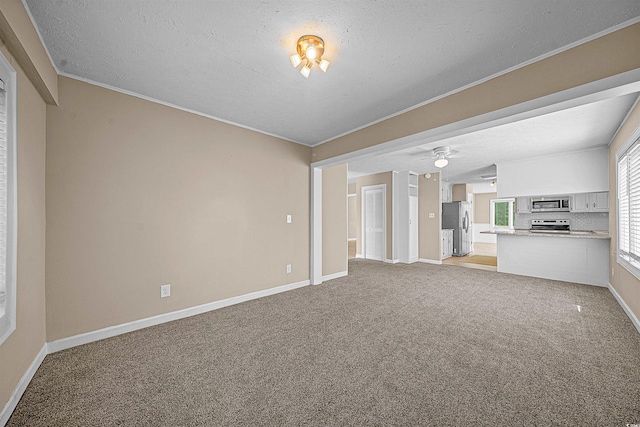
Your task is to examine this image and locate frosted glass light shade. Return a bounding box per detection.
[306,46,317,60]
[434,158,448,168]
[290,54,302,68]
[300,62,312,78]
[318,59,330,72]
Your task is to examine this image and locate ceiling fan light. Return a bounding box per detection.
[434,158,448,168]
[300,62,312,78]
[290,53,302,68]
[318,59,330,72]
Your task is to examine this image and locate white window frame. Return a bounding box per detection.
[616,124,640,281]
[490,198,515,231]
[0,51,17,346]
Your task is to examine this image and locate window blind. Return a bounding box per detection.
[619,138,640,269]
[0,80,6,319]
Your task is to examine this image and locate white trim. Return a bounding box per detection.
[347,193,356,198]
[355,253,363,259]
[311,16,640,147]
[347,238,357,242]
[384,259,400,264]
[418,258,443,265]
[0,50,18,346]
[59,73,303,146]
[322,271,348,281]
[608,283,640,335]
[312,69,640,169]
[0,344,47,426]
[310,167,323,285]
[48,279,310,354]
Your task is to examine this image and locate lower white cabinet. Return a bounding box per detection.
[442,229,453,259]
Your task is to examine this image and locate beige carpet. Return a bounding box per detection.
[463,255,498,266]
[8,260,640,426]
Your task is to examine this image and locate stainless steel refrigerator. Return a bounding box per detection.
[442,201,472,256]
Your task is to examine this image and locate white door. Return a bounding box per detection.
[409,196,418,260]
[364,187,385,261]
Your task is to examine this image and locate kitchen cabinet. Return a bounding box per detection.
[571,192,609,212]
[442,229,453,259]
[516,196,531,213]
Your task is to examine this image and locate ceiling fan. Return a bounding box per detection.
[428,146,461,168]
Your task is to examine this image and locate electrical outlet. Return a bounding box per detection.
[429,212,435,218]
[160,284,171,298]
[286,264,292,274]
[286,214,292,223]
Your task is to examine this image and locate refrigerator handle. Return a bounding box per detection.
[464,211,469,232]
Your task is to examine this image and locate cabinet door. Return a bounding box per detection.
[572,193,589,212]
[590,192,609,212]
[516,197,530,213]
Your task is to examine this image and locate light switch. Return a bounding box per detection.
[429,213,435,218]
[286,214,292,223]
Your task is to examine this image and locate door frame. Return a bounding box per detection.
[361,184,386,261]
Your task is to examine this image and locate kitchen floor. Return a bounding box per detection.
[442,242,497,272]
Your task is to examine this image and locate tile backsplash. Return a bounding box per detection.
[515,212,608,231]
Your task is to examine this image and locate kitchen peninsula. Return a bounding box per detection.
[483,229,610,286]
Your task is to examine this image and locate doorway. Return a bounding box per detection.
[362,185,386,261]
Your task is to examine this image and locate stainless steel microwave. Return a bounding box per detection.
[530,197,570,212]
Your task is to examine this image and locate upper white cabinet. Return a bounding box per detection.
[516,196,531,213]
[571,192,609,212]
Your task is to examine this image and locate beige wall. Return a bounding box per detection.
[322,164,347,276]
[452,184,473,202]
[419,173,442,261]
[312,24,640,162]
[475,192,497,224]
[356,172,393,260]
[609,100,640,322]
[45,77,311,341]
[0,43,47,413]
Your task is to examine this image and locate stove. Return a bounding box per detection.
[529,219,570,233]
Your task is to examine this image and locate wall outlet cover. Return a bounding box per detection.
[286,264,292,274]
[429,212,435,218]
[160,284,171,298]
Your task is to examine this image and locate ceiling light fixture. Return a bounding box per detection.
[490,180,496,186]
[290,35,330,78]
[434,154,448,168]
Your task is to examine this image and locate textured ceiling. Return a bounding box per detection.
[25,0,640,146]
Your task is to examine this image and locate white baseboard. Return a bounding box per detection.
[608,283,640,335]
[355,254,363,259]
[322,271,348,281]
[384,259,399,264]
[418,258,443,265]
[0,343,47,427]
[48,279,310,354]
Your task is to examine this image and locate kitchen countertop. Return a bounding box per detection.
[480,229,610,239]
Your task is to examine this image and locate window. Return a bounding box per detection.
[0,51,17,346]
[617,134,640,279]
[490,198,515,230]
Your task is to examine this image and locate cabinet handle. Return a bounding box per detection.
[593,202,596,208]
